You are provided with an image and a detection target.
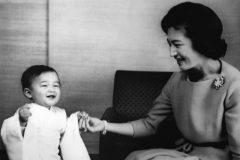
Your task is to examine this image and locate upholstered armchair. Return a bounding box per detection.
[99,70,181,160]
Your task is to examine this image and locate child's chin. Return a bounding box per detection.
[49,102,58,107]
[179,66,185,71]
[178,65,189,71]
[48,99,59,105]
[45,102,58,107]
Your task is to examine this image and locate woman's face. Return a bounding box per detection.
[167,27,205,71]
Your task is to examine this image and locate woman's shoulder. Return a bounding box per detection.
[222,60,240,81]
[222,61,240,96]
[161,71,185,90]
[169,71,186,82]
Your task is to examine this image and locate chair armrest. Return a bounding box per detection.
[99,107,136,160]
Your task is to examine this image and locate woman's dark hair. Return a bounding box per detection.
[161,2,227,59]
[21,65,59,91]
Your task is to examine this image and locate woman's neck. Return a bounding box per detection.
[186,59,221,82]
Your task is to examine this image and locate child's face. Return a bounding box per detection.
[28,71,61,108]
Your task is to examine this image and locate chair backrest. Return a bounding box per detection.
[113,70,172,121]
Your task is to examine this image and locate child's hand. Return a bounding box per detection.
[19,104,32,126]
[78,111,89,132]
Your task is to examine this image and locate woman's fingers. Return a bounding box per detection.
[86,117,104,133]
[86,117,93,132]
[78,111,104,133]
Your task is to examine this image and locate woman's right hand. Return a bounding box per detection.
[86,117,105,133]
[18,104,32,126]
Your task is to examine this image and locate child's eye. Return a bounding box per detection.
[54,84,60,88]
[53,83,60,87]
[41,85,47,87]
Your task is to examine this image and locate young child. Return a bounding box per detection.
[1,65,90,160]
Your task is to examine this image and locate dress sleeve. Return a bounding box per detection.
[131,73,175,137]
[0,109,24,160]
[59,108,68,135]
[225,79,240,160]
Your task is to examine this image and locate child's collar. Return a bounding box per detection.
[31,103,52,110]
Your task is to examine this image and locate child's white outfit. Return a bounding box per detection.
[1,103,90,160]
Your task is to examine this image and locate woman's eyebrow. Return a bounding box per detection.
[167,38,182,43]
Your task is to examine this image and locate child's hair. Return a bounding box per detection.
[21,65,59,91]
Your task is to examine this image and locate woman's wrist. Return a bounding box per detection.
[102,120,108,135]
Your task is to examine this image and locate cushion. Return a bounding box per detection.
[113,70,172,121]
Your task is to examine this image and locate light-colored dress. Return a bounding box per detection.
[130,60,240,160]
[1,103,90,160]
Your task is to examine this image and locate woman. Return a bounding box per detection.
[80,2,240,160]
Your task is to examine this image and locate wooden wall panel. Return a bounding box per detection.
[49,0,240,153]
[0,0,48,150]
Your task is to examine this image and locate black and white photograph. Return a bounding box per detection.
[1,0,240,160]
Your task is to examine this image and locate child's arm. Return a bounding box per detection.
[0,106,30,160]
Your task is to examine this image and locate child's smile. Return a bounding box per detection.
[46,94,56,99]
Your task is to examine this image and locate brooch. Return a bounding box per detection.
[212,75,225,90]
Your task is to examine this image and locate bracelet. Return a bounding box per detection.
[102,120,108,135]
